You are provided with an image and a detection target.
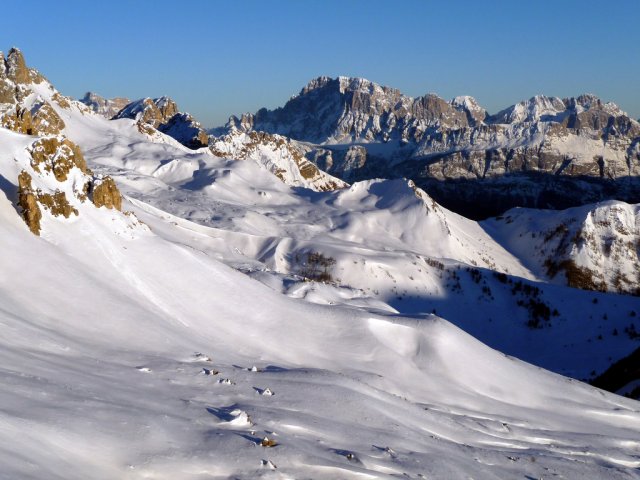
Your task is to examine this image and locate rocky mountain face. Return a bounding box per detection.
[80,92,130,119]
[158,112,210,150]
[0,49,124,235]
[113,96,209,149]
[0,48,68,137]
[224,76,479,144]
[220,77,640,217]
[484,202,640,295]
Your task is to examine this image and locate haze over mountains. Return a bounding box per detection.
[1,47,639,479]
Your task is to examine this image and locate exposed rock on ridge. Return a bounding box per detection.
[485,201,640,295]
[114,97,209,150]
[210,131,347,191]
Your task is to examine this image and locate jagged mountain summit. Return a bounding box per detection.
[222,75,483,144]
[112,96,210,150]
[219,76,640,217]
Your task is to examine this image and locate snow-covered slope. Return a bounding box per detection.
[2,125,640,479]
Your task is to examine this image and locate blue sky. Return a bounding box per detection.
[2,0,639,127]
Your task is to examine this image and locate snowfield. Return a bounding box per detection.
[0,74,639,479]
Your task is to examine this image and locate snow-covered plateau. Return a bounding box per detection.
[0,48,639,479]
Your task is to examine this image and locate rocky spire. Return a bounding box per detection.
[0,50,15,104]
[6,47,30,84]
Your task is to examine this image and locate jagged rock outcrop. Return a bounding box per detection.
[1,101,66,136]
[17,170,42,235]
[1,106,33,134]
[30,101,66,135]
[114,97,209,150]
[0,50,15,104]
[114,97,178,128]
[210,131,347,191]
[5,47,30,85]
[16,138,86,236]
[29,137,88,181]
[15,135,123,235]
[92,176,122,210]
[80,92,130,119]
[158,112,209,149]
[0,49,67,137]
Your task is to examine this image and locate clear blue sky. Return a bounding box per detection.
[2,0,639,127]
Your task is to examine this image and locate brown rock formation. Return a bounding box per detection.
[1,106,33,134]
[6,48,30,85]
[29,137,88,181]
[115,97,178,128]
[0,50,15,104]
[92,176,122,210]
[51,92,72,110]
[17,170,42,235]
[30,102,66,135]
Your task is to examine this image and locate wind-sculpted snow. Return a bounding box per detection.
[0,156,639,477]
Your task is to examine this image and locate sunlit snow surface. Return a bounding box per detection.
[0,89,639,479]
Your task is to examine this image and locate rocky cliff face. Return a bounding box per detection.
[114,97,209,150]
[80,92,130,119]
[485,202,640,295]
[0,48,125,234]
[220,76,640,217]
[0,49,69,137]
[113,97,178,128]
[158,112,209,149]
[224,76,474,144]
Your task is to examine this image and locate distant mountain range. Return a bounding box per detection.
[83,77,640,218]
[215,76,640,217]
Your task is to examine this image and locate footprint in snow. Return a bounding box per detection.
[135,366,152,373]
[261,459,277,469]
